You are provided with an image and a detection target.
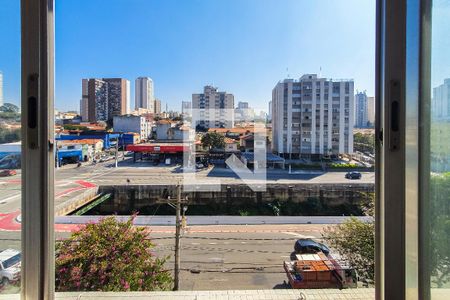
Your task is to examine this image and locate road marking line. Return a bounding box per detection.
[281,231,316,238]
[0,194,20,203]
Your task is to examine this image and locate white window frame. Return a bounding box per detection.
[21,0,54,299]
[19,0,431,299]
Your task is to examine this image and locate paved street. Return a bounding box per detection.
[0,157,374,291]
[0,157,374,216]
[0,223,335,291]
[0,156,374,291]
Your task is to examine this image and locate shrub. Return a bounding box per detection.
[55,216,172,291]
[322,217,375,281]
[328,162,359,168]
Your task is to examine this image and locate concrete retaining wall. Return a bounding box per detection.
[94,183,374,215]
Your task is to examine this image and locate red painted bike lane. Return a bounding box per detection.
[0,180,97,232]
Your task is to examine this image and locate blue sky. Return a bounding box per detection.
[1,0,377,112]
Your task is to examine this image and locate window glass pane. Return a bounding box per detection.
[0,0,21,294]
[429,1,450,298]
[54,0,375,297]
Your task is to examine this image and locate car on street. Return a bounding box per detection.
[0,169,17,177]
[0,249,21,285]
[293,238,330,256]
[345,171,362,180]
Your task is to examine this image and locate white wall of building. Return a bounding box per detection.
[271,74,354,157]
[192,86,235,128]
[113,115,152,141]
[433,79,450,121]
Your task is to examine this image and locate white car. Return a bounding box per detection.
[0,249,21,285]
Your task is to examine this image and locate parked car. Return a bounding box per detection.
[195,163,206,170]
[294,238,330,256]
[345,171,362,180]
[0,169,17,177]
[0,249,21,285]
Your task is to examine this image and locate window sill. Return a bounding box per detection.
[0,289,376,300]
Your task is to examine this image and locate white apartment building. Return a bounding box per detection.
[154,98,161,114]
[181,101,192,117]
[367,96,375,126]
[113,115,152,141]
[268,100,272,121]
[272,74,354,158]
[192,86,234,129]
[235,101,254,121]
[355,91,369,128]
[432,78,450,121]
[135,77,154,112]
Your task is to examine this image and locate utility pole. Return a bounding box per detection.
[115,136,119,168]
[173,183,181,291]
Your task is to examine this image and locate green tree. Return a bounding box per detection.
[201,132,225,150]
[63,125,89,131]
[429,173,450,287]
[0,103,19,113]
[55,216,172,291]
[353,132,375,153]
[0,127,21,143]
[322,217,375,281]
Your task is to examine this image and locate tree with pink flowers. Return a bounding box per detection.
[55,216,172,291]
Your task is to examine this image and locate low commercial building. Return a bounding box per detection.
[224,137,239,152]
[58,131,121,149]
[113,115,152,141]
[126,142,193,163]
[0,142,21,159]
[0,142,21,169]
[154,120,194,142]
[57,139,103,162]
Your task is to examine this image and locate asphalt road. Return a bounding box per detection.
[54,158,375,188]
[0,157,374,214]
[0,224,326,291]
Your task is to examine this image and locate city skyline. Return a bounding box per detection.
[1,0,376,112]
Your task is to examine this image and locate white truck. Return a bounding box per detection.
[0,249,21,285]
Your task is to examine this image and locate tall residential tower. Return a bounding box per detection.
[192,86,234,129]
[81,78,130,122]
[432,78,450,121]
[355,91,369,128]
[272,74,354,158]
[135,77,154,112]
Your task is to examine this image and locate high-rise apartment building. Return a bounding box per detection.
[192,86,234,128]
[235,101,254,121]
[104,78,130,118]
[237,101,249,109]
[154,98,161,114]
[355,91,369,128]
[81,78,130,122]
[268,100,272,121]
[367,96,375,126]
[432,78,450,121]
[272,74,354,158]
[181,101,192,116]
[135,77,154,112]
